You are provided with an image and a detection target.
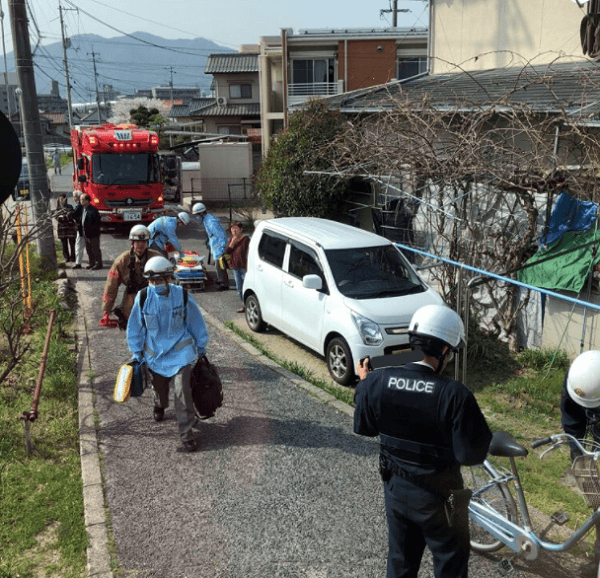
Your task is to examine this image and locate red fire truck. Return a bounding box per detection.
[71,124,164,225]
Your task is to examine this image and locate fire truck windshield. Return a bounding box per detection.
[92,153,160,185]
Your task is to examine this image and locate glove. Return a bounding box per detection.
[99,312,118,328]
[112,307,128,331]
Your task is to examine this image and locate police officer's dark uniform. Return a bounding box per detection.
[354,305,492,578]
[560,350,600,563]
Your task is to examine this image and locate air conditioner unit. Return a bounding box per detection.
[217,96,228,106]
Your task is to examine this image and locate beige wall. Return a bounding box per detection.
[431,0,588,73]
[543,291,600,359]
[198,142,253,202]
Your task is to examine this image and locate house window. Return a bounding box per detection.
[397,58,427,80]
[229,84,252,99]
[218,126,242,135]
[292,59,336,84]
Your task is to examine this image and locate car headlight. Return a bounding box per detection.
[350,310,383,346]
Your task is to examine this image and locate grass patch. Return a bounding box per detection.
[224,321,355,407]
[0,245,86,577]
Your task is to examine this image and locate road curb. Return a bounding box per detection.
[73,273,113,578]
[199,307,354,419]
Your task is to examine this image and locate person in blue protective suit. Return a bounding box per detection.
[147,212,190,257]
[126,255,209,452]
[192,202,229,290]
[354,304,492,578]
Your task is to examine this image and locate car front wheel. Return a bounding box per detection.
[245,294,265,332]
[326,337,355,385]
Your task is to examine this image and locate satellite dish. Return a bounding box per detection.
[0,110,22,205]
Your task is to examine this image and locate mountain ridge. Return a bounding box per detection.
[9,32,236,100]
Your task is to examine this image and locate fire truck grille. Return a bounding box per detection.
[104,199,153,208]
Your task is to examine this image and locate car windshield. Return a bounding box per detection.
[91,153,160,185]
[325,244,425,299]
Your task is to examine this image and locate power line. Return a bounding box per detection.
[62,0,220,57]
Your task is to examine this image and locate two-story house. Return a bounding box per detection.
[189,51,261,137]
[258,27,428,156]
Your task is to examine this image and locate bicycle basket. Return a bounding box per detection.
[571,440,600,509]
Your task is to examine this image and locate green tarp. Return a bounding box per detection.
[517,226,600,293]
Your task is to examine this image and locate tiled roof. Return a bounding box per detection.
[189,98,216,114]
[205,53,259,74]
[170,98,216,118]
[170,103,190,117]
[40,111,66,124]
[191,103,260,117]
[321,60,600,117]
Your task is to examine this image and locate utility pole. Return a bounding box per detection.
[90,49,102,124]
[169,66,174,147]
[380,1,410,27]
[59,2,73,128]
[8,0,57,270]
[0,7,12,119]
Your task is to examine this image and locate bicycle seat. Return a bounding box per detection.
[488,431,529,458]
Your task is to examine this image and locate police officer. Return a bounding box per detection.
[127,256,209,452]
[99,225,162,329]
[560,350,600,565]
[354,304,492,578]
[147,212,190,257]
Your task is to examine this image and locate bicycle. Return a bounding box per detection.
[465,430,600,577]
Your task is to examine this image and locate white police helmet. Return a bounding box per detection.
[192,202,206,215]
[144,256,175,280]
[129,224,150,241]
[408,304,466,351]
[567,350,600,409]
[178,212,190,225]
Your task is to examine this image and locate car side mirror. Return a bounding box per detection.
[78,174,87,183]
[302,274,323,291]
[77,157,84,170]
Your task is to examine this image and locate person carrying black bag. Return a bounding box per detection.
[353,304,492,578]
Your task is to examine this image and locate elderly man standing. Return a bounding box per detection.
[192,202,229,290]
[71,191,85,269]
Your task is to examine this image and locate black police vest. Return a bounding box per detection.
[376,363,457,468]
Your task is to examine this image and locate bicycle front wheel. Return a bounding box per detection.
[465,463,518,553]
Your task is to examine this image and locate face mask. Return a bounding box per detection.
[149,283,168,296]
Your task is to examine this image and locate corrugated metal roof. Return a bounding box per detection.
[191,103,260,117]
[205,53,259,74]
[322,60,600,116]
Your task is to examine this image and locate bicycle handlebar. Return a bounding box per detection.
[531,437,552,448]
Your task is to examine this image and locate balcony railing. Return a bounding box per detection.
[287,81,343,106]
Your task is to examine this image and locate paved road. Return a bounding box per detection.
[53,162,592,577]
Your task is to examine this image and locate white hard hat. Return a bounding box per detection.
[129,224,150,241]
[144,256,174,280]
[192,202,206,215]
[408,304,466,350]
[178,212,190,225]
[567,350,600,408]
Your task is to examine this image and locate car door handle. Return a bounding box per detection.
[257,264,263,271]
[284,279,294,287]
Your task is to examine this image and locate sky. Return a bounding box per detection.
[7,0,430,50]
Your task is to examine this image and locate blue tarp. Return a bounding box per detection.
[541,191,598,246]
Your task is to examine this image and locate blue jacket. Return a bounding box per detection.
[148,216,182,253]
[127,284,208,378]
[200,213,228,259]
